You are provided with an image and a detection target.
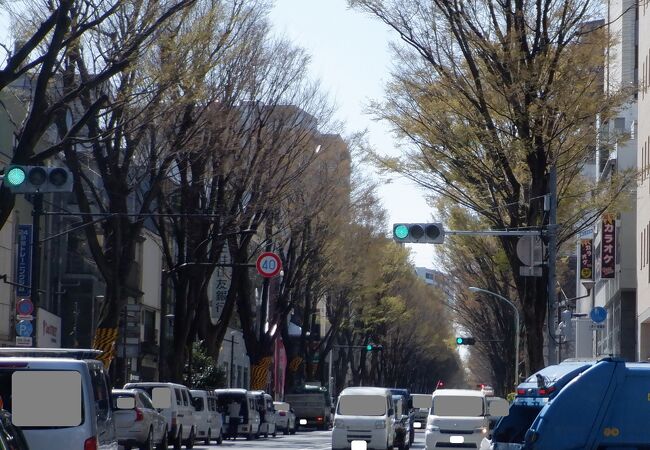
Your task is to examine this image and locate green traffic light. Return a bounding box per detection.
[366,344,373,351]
[5,167,26,186]
[394,224,409,239]
[456,337,464,345]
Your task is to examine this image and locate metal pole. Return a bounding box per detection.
[469,287,520,389]
[229,334,236,388]
[159,271,168,381]
[123,307,127,384]
[548,165,558,365]
[31,193,43,315]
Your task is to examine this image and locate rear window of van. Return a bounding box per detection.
[0,370,83,428]
[338,395,386,416]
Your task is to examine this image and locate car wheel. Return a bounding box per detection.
[247,431,254,440]
[156,427,168,450]
[139,427,154,450]
[290,425,296,435]
[173,428,182,450]
[205,429,211,445]
[216,429,223,445]
[283,427,288,435]
[184,427,195,449]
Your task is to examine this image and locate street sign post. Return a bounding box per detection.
[590,307,607,324]
[256,252,282,278]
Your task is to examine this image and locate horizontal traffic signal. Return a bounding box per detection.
[393,223,445,244]
[3,166,73,193]
[366,343,384,352]
[455,337,476,345]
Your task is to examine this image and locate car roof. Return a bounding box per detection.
[432,389,484,397]
[340,387,390,396]
[125,382,188,389]
[112,389,139,395]
[0,357,92,368]
[0,348,103,359]
[215,389,248,394]
[519,361,595,386]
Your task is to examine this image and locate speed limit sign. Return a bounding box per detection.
[256,252,282,278]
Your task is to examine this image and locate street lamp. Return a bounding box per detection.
[469,287,520,389]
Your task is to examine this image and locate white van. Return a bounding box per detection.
[215,388,260,440]
[412,393,431,430]
[332,387,396,450]
[190,389,223,445]
[0,348,118,450]
[250,391,277,438]
[424,389,509,450]
[124,382,196,449]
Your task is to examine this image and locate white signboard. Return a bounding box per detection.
[15,336,32,346]
[209,243,232,325]
[36,307,61,348]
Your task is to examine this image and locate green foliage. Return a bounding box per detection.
[187,341,227,390]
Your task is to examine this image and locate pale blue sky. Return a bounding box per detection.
[269,0,437,268]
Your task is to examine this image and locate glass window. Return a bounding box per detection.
[139,393,154,410]
[432,395,484,417]
[90,367,109,416]
[338,396,387,416]
[182,390,189,406]
[193,396,204,411]
[175,388,182,406]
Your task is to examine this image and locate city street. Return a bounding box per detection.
[184,430,427,449]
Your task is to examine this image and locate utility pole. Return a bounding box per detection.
[225,333,237,388]
[547,165,559,365]
[30,193,43,310]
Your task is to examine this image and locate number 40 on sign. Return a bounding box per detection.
[256,252,282,278]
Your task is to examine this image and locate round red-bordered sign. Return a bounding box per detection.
[16,298,34,316]
[256,252,282,278]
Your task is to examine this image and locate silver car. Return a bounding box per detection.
[273,402,296,435]
[112,389,168,450]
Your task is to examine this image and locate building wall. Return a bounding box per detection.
[637,0,650,361]
[217,328,250,389]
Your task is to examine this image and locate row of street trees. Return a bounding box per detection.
[0,0,462,391]
[352,0,635,378]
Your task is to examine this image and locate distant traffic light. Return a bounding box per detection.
[392,223,445,244]
[3,166,73,193]
[455,337,476,345]
[366,343,384,352]
[436,380,445,389]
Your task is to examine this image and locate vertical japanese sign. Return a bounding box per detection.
[601,213,616,279]
[210,243,231,324]
[15,224,32,296]
[579,238,594,280]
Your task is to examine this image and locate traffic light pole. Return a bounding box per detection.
[30,193,43,311]
[547,165,559,365]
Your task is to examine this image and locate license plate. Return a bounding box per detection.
[450,436,465,444]
[300,419,307,425]
[351,441,368,450]
[413,422,422,429]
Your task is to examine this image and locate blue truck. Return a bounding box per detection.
[522,358,650,449]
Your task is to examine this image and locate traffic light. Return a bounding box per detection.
[366,343,384,352]
[3,165,73,193]
[455,337,476,345]
[392,223,445,244]
[435,380,445,389]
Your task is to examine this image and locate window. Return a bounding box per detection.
[175,388,182,406]
[143,310,156,344]
[139,393,154,410]
[182,389,189,406]
[193,396,204,411]
[90,366,110,416]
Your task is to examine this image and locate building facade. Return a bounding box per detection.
[637,0,650,361]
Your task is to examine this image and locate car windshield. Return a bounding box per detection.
[338,395,386,416]
[432,396,484,417]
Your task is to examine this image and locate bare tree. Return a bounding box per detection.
[351,0,634,371]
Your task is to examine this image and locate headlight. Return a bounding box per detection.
[374,420,386,429]
[334,419,345,428]
[474,427,488,434]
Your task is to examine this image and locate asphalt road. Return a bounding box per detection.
[184,429,428,449]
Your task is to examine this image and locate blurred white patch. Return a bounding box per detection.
[351,440,368,450]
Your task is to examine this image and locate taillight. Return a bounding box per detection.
[135,407,144,422]
[538,386,556,396]
[84,437,98,450]
[517,389,526,395]
[316,416,323,422]
[279,411,286,416]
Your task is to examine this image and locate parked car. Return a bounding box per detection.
[392,395,412,450]
[389,388,414,444]
[250,391,277,438]
[0,409,30,450]
[332,387,396,450]
[214,389,260,440]
[124,382,196,450]
[190,389,223,445]
[0,347,118,450]
[285,384,332,430]
[273,402,296,435]
[112,389,167,450]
